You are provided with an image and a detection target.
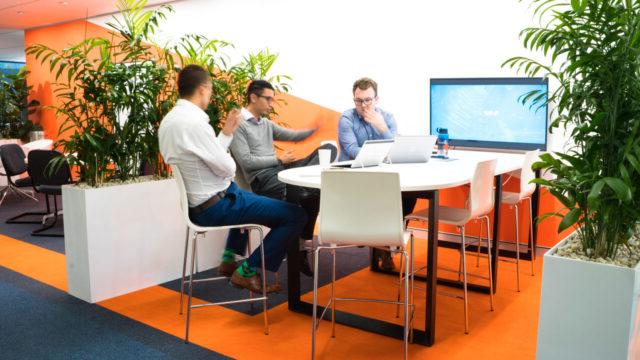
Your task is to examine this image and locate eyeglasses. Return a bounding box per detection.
[257,94,275,103]
[353,97,375,106]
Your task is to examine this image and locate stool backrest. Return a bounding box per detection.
[234,163,252,191]
[468,159,498,219]
[319,170,405,248]
[171,165,196,229]
[519,150,540,200]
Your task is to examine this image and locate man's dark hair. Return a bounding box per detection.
[178,64,210,98]
[352,77,378,96]
[246,79,275,103]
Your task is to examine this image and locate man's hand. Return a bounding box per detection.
[362,108,389,134]
[277,149,296,165]
[221,108,242,136]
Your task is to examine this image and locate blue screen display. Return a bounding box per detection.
[430,78,548,150]
[0,61,25,77]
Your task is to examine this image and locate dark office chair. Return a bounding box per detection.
[26,150,72,237]
[1,144,39,223]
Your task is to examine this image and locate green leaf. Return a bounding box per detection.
[627,153,640,173]
[587,179,605,206]
[603,177,632,202]
[558,208,581,233]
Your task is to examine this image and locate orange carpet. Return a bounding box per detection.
[0,234,542,359]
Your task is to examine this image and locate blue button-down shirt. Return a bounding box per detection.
[337,108,397,161]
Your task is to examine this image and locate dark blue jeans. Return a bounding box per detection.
[191,182,307,272]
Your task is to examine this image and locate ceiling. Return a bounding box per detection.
[0,0,177,30]
[0,0,177,62]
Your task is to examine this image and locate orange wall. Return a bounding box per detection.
[272,93,340,159]
[25,20,115,143]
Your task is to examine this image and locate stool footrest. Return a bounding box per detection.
[191,296,268,309]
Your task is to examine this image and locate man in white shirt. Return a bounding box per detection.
[159,65,307,293]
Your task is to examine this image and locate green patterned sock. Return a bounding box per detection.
[222,249,235,264]
[235,261,257,278]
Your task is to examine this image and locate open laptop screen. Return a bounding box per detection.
[332,139,394,168]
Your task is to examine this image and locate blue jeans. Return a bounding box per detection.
[191,182,307,272]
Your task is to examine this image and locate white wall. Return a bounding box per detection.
[93,0,566,150]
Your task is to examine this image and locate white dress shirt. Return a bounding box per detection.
[159,99,235,207]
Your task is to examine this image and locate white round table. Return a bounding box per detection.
[278,149,527,346]
[278,150,524,191]
[22,139,54,157]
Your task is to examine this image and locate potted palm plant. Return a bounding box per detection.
[0,67,40,142]
[504,0,640,358]
[28,0,184,303]
[27,0,291,303]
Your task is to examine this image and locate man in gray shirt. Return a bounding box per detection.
[230,80,336,276]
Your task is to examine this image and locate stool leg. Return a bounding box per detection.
[311,247,321,360]
[246,229,254,307]
[396,218,410,318]
[476,218,483,267]
[331,249,336,338]
[257,227,269,335]
[485,216,494,311]
[528,198,536,276]
[395,250,404,318]
[515,204,521,292]
[194,233,199,274]
[185,232,198,343]
[458,248,463,282]
[461,226,469,334]
[403,248,410,360]
[409,233,416,343]
[179,227,189,315]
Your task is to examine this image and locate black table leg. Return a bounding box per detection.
[530,169,541,259]
[491,174,502,293]
[287,239,301,309]
[424,190,438,345]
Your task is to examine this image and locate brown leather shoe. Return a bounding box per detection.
[376,250,396,272]
[218,261,238,277]
[230,271,281,293]
[266,283,282,293]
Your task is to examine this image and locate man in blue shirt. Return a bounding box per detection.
[338,78,397,161]
[338,78,416,271]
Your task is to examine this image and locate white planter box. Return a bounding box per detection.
[537,234,640,360]
[63,178,229,303]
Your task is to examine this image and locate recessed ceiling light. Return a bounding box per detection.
[59,1,69,5]
[16,10,24,15]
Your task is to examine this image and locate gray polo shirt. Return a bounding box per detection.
[230,108,313,184]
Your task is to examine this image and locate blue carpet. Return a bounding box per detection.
[0,266,228,360]
[160,246,371,315]
[0,192,65,254]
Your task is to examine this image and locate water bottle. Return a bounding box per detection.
[436,127,449,159]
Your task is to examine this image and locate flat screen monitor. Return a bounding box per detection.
[430,77,548,151]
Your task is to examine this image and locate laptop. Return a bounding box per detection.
[387,135,437,164]
[331,139,394,168]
